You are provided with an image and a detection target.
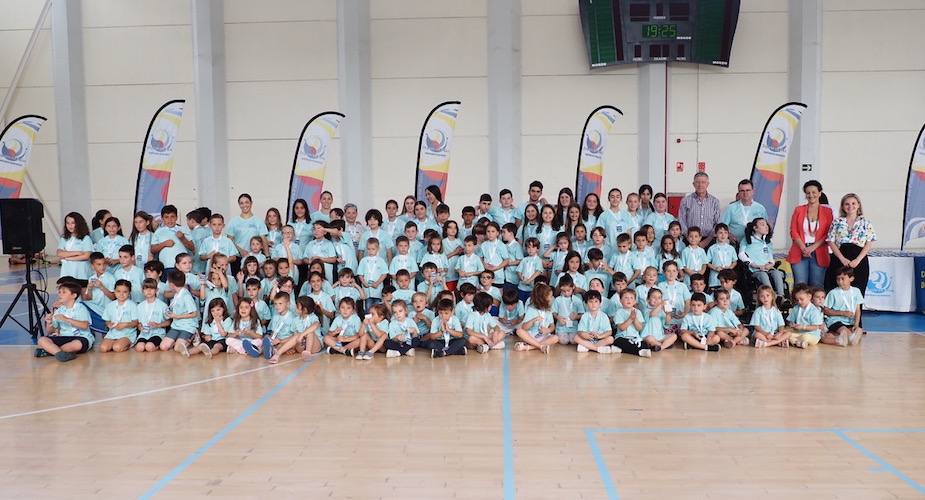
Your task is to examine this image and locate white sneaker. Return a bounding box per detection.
[199,343,212,358]
[795,341,807,349]
[741,337,750,346]
[849,329,863,346]
[577,344,589,353]
[364,352,375,360]
[638,349,652,358]
[176,342,190,358]
[477,344,490,354]
[406,348,416,357]
[611,346,621,354]
[491,341,505,350]
[755,339,766,348]
[597,346,611,354]
[836,334,848,347]
[386,349,401,358]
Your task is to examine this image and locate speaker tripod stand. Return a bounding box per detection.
[0,258,51,339]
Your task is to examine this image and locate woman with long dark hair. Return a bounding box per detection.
[787,180,833,288]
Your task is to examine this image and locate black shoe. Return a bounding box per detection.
[344,348,355,357]
[325,347,335,355]
[431,349,445,358]
[651,345,662,353]
[34,348,50,358]
[707,344,721,352]
[55,351,77,362]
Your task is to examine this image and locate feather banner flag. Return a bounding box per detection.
[286,111,345,222]
[414,101,461,202]
[0,114,46,199]
[133,100,184,218]
[901,122,925,249]
[749,102,807,229]
[574,105,622,204]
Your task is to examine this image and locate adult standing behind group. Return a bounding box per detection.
[721,179,767,244]
[678,172,721,248]
[786,180,833,288]
[824,193,875,296]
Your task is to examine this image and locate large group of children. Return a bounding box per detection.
[36,181,865,363]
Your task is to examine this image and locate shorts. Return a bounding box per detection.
[166,328,194,341]
[138,336,163,347]
[204,339,227,350]
[827,321,852,332]
[48,335,91,353]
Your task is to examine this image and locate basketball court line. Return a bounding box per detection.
[0,357,301,421]
[502,348,515,500]
[585,427,925,499]
[139,355,319,499]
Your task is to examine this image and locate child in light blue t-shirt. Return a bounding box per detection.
[100,280,139,353]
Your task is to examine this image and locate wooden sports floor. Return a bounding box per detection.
[0,265,924,499]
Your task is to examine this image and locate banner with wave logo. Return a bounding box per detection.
[901,122,925,249]
[133,100,184,217]
[0,114,46,198]
[574,105,622,204]
[287,111,344,222]
[415,101,460,202]
[749,102,807,229]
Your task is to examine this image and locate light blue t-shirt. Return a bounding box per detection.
[226,215,268,251]
[706,243,738,287]
[198,234,240,270]
[612,307,644,341]
[577,310,612,336]
[269,310,295,340]
[465,311,499,336]
[824,287,864,327]
[137,298,169,340]
[787,304,825,339]
[58,235,94,280]
[455,253,484,287]
[596,208,631,246]
[389,252,420,277]
[523,305,553,336]
[330,314,362,339]
[644,211,677,240]
[202,316,234,341]
[84,272,116,316]
[740,236,774,267]
[709,306,740,328]
[499,300,525,326]
[443,237,464,281]
[168,287,199,334]
[516,255,543,292]
[478,239,509,285]
[388,316,419,342]
[721,201,768,243]
[749,305,785,333]
[553,295,585,334]
[152,225,189,270]
[102,299,138,340]
[641,308,667,340]
[112,265,145,303]
[357,255,389,299]
[680,312,717,337]
[95,235,130,272]
[53,302,93,345]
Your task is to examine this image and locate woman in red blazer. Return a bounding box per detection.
[787,180,834,288]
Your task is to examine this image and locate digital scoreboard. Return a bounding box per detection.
[579,0,741,68]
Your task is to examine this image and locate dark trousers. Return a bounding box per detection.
[421,337,467,356]
[613,337,644,355]
[383,337,419,354]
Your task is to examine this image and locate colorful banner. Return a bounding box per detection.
[901,122,925,249]
[133,100,184,217]
[574,105,622,203]
[0,114,46,198]
[287,111,344,222]
[415,101,461,202]
[749,102,807,229]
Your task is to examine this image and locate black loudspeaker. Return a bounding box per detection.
[0,198,45,254]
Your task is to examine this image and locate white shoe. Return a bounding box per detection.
[638,349,652,358]
[597,346,611,354]
[755,339,766,348]
[477,344,490,354]
[364,352,375,360]
[386,349,401,358]
[611,346,622,353]
[199,344,212,358]
[836,334,848,347]
[576,344,589,353]
[795,341,807,349]
[406,348,416,357]
[741,337,750,346]
[491,341,505,350]
[848,329,863,346]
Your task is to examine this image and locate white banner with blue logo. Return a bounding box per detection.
[865,256,916,312]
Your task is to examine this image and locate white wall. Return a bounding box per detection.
[522,0,639,206]
[819,0,925,248]
[1,0,923,250]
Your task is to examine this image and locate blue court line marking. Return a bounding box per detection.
[585,428,925,499]
[502,348,515,500]
[138,356,318,499]
[833,430,925,496]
